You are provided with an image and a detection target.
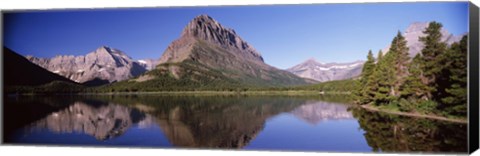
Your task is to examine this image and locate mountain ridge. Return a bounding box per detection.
[287,59,364,82]
[26,46,147,85]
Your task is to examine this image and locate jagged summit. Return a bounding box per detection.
[181,14,226,36]
[94,46,131,58]
[159,14,263,64]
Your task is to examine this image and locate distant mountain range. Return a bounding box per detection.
[287,59,364,82]
[287,21,465,82]
[26,46,147,86]
[20,15,313,88]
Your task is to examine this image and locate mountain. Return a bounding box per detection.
[26,46,147,85]
[3,47,77,88]
[286,58,364,82]
[125,14,314,89]
[382,22,465,57]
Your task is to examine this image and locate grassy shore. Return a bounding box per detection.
[360,104,467,124]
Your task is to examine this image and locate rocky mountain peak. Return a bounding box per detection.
[181,14,225,37]
[161,14,263,63]
[405,22,430,34]
[95,45,114,54]
[94,46,130,58]
[85,46,132,68]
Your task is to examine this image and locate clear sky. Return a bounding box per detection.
[3,2,468,69]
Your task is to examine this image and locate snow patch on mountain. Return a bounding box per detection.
[287,59,364,82]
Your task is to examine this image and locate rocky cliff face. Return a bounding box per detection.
[26,46,147,84]
[134,14,314,87]
[287,58,364,82]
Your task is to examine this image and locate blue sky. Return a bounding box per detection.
[4,2,468,69]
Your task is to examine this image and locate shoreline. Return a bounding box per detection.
[9,90,467,123]
[11,90,333,96]
[360,104,467,124]
[81,90,327,96]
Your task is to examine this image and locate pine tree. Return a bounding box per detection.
[377,50,383,61]
[357,50,376,104]
[419,21,448,100]
[400,54,430,102]
[440,35,467,116]
[372,51,396,105]
[371,32,411,105]
[389,31,410,97]
[362,50,376,80]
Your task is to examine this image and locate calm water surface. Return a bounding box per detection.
[3,95,467,153]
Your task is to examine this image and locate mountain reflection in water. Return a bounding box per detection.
[4,95,467,153]
[291,101,353,124]
[8,96,312,148]
[25,102,150,140]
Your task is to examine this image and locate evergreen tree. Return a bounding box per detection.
[372,51,396,105]
[390,31,410,97]
[377,50,383,61]
[362,50,376,80]
[419,21,447,99]
[400,54,430,103]
[357,50,376,104]
[440,35,468,116]
[371,32,410,105]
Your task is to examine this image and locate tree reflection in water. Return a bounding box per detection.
[349,107,467,153]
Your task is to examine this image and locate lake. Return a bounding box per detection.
[3,95,467,153]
